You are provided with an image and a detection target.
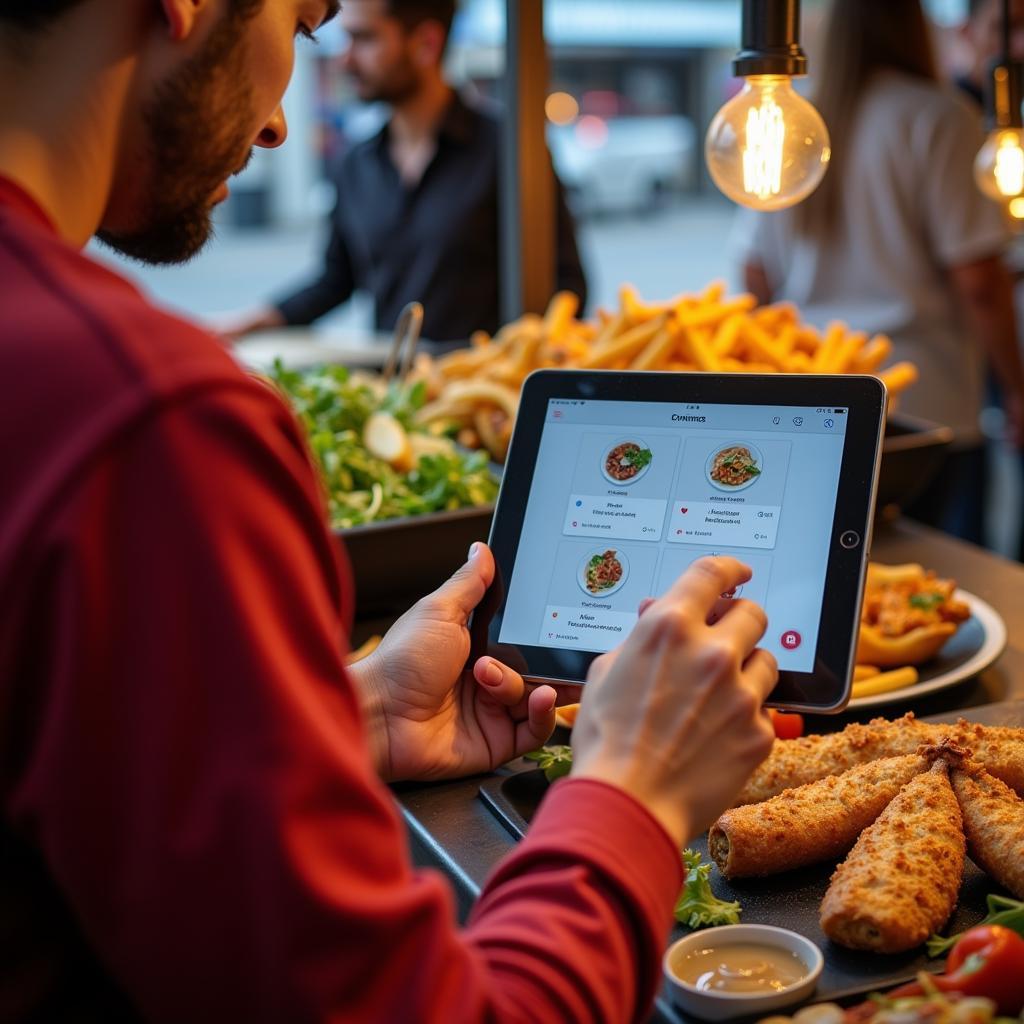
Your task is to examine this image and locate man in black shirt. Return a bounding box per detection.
[223,0,587,345]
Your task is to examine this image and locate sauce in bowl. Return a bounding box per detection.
[670,942,808,993]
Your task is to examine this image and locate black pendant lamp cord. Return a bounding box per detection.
[1004,0,1012,64]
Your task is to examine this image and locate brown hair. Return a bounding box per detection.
[387,0,457,37]
[795,0,939,238]
[1,0,262,30]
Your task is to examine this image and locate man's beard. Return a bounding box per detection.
[352,55,420,106]
[97,12,255,265]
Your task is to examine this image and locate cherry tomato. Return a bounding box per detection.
[885,925,1024,1015]
[768,709,805,740]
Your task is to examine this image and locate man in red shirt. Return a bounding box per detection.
[0,2,778,1022]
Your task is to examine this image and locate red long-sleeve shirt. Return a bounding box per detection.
[0,177,682,1023]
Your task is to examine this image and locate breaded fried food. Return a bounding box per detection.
[820,760,965,953]
[932,742,1024,900]
[736,714,1024,806]
[943,722,1024,797]
[710,754,928,879]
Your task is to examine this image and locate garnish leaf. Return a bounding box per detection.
[674,850,742,929]
[524,745,574,783]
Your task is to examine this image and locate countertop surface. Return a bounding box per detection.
[391,519,1024,1021]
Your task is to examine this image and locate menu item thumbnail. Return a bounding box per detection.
[707,442,763,491]
[578,548,629,596]
[602,439,653,485]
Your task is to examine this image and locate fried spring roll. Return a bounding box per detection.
[943,725,1024,797]
[710,755,928,879]
[736,714,1024,806]
[933,742,1024,900]
[820,760,965,953]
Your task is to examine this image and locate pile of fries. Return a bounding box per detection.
[411,283,918,463]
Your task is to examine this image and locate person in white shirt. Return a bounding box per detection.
[734,0,1024,544]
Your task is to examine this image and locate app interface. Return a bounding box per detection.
[498,399,849,672]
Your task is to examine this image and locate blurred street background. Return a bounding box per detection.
[92,0,1023,552]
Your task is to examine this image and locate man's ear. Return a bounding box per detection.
[157,0,209,42]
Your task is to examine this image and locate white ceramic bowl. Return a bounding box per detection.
[662,924,824,1021]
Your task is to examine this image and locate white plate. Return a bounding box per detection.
[848,589,1007,710]
[577,548,630,598]
[600,438,653,487]
[705,442,765,493]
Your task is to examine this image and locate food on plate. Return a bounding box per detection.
[879,926,1024,1017]
[363,411,414,472]
[604,441,652,482]
[778,977,1016,1024]
[269,361,499,528]
[849,665,920,700]
[709,755,928,879]
[819,760,965,953]
[583,550,624,594]
[410,285,919,462]
[554,703,580,730]
[928,893,1024,957]
[523,745,574,783]
[734,714,1024,807]
[674,849,741,929]
[858,563,971,669]
[734,713,934,805]
[710,444,761,487]
[767,709,805,740]
[935,742,1024,900]
[764,924,1024,1024]
[948,734,1024,798]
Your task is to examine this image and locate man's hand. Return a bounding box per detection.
[207,306,286,346]
[571,557,778,848]
[351,544,559,782]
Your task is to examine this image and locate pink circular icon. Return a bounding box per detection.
[780,630,802,651]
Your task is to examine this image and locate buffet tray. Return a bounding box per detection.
[877,414,954,514]
[478,701,1024,1011]
[338,504,494,614]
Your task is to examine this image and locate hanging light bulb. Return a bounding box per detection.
[975,60,1024,201]
[706,0,830,212]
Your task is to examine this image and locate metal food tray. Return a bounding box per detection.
[338,504,494,614]
[878,414,954,515]
[478,701,1024,1016]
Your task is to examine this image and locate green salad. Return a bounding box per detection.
[269,361,500,529]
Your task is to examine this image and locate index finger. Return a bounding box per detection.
[660,556,753,618]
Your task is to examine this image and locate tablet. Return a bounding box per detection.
[480,370,886,712]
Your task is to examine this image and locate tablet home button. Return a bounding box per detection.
[839,530,861,549]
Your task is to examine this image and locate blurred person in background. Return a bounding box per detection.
[736,0,1024,544]
[955,0,1024,560]
[955,0,1024,106]
[220,0,588,346]
[0,0,775,1020]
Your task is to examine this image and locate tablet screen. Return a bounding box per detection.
[497,398,849,672]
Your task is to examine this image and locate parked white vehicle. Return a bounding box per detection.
[548,115,697,216]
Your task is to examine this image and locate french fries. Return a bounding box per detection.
[851,666,920,699]
[407,284,918,463]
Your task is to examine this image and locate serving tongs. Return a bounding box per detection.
[383,301,424,383]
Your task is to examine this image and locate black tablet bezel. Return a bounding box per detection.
[478,369,886,713]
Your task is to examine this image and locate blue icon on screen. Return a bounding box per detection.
[824,418,835,429]
[576,500,582,507]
